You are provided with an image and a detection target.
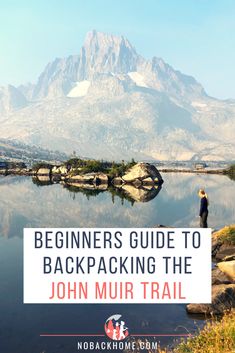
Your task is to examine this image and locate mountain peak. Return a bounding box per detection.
[1,30,234,161]
[77,30,139,80]
[84,30,134,51]
[26,30,205,101]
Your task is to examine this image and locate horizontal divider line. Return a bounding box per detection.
[40,333,191,337]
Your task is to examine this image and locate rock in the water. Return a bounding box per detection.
[37,168,51,175]
[68,173,96,182]
[52,165,68,174]
[112,177,124,186]
[218,261,235,281]
[93,173,108,184]
[187,284,235,314]
[122,163,163,183]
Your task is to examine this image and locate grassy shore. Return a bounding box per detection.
[127,311,235,353]
[169,310,235,353]
[213,225,235,245]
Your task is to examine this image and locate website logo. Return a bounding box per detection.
[104,314,129,341]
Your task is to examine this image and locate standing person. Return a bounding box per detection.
[198,189,209,228]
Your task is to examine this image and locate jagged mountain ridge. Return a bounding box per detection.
[20,30,205,101]
[0,30,234,161]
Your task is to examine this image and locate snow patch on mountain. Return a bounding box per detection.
[128,72,148,88]
[192,101,208,108]
[67,80,91,97]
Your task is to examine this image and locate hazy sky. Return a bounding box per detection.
[0,0,234,99]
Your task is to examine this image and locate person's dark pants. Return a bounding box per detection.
[200,211,208,228]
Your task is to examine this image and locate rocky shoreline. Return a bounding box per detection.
[0,165,229,177]
[0,162,164,203]
[187,225,235,315]
[0,161,163,182]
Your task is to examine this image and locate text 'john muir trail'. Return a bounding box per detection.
[48,281,186,300]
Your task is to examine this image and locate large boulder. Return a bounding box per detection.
[187,284,235,314]
[93,173,108,184]
[218,261,235,281]
[122,163,163,184]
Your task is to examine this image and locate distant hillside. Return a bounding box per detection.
[0,139,68,163]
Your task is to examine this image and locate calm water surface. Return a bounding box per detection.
[0,173,234,353]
